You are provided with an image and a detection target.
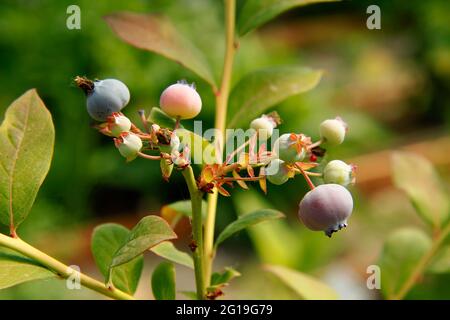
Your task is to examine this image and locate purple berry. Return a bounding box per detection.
[298,184,353,237]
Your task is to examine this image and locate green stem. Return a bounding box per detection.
[390,222,450,300]
[0,233,134,300]
[182,166,206,299]
[204,0,237,286]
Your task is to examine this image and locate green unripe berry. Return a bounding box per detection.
[273,133,307,163]
[115,132,142,161]
[323,160,354,186]
[250,116,275,140]
[266,159,291,185]
[319,117,347,145]
[107,112,132,137]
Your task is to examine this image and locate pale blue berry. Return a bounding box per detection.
[86,79,130,121]
[298,184,353,237]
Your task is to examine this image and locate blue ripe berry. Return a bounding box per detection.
[273,133,308,163]
[266,159,292,185]
[298,184,353,237]
[76,77,130,121]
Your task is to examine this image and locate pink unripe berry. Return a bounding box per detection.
[160,82,202,119]
[298,184,353,237]
[319,117,347,145]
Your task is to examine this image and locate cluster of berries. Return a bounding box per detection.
[76,76,356,237]
[250,113,355,237]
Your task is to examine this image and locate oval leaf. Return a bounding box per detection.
[227,67,322,129]
[91,223,144,294]
[232,190,299,266]
[150,241,194,269]
[378,228,432,299]
[0,90,55,231]
[210,267,241,287]
[161,200,207,227]
[0,249,54,290]
[110,215,177,268]
[264,264,338,300]
[238,0,340,35]
[215,209,285,248]
[151,261,176,300]
[428,246,450,274]
[392,152,449,228]
[105,13,216,88]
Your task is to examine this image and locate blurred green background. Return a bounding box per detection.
[0,0,449,299]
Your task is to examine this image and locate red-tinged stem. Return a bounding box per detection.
[137,152,161,160]
[222,176,263,182]
[296,164,316,190]
[308,139,323,150]
[225,133,256,164]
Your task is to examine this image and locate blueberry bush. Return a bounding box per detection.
[0,0,448,300]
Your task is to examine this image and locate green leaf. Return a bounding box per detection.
[110,215,177,269]
[227,67,322,129]
[148,107,180,130]
[392,152,449,228]
[150,241,194,269]
[0,89,55,231]
[161,200,208,227]
[151,262,176,300]
[238,0,340,35]
[175,128,216,165]
[180,291,197,300]
[429,246,450,274]
[264,264,338,300]
[0,249,54,290]
[104,13,216,88]
[215,209,285,248]
[378,228,432,298]
[232,190,300,266]
[91,223,144,294]
[211,267,241,287]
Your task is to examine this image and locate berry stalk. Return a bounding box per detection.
[182,166,207,300]
[204,0,237,285]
